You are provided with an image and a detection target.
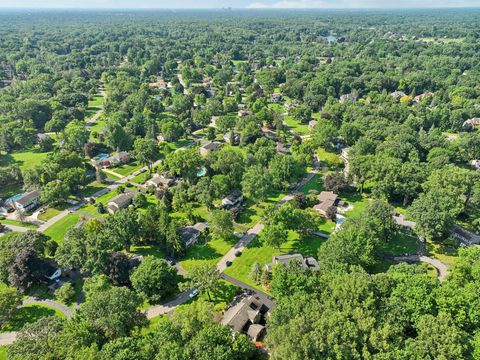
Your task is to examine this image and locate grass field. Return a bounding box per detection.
[300,173,323,194]
[0,346,6,360]
[0,219,38,229]
[88,94,104,108]
[426,239,459,265]
[38,203,71,222]
[112,162,144,176]
[43,213,81,244]
[79,181,109,197]
[316,148,343,170]
[224,231,326,290]
[284,115,310,135]
[379,231,419,257]
[342,192,371,218]
[0,302,66,332]
[179,238,234,272]
[79,190,118,216]
[0,148,50,172]
[237,189,288,229]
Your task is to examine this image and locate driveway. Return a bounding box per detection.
[393,255,449,281]
[143,289,197,319]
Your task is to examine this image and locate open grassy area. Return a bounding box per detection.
[224,231,326,291]
[379,231,419,257]
[425,238,459,265]
[43,213,81,244]
[0,219,38,229]
[79,190,118,216]
[88,94,104,108]
[79,181,109,198]
[283,115,310,135]
[165,139,194,151]
[179,238,234,272]
[316,148,343,170]
[130,172,150,185]
[237,189,288,229]
[38,203,71,222]
[300,173,323,194]
[131,245,165,259]
[0,303,66,332]
[111,162,144,176]
[0,346,6,360]
[342,192,371,218]
[0,148,50,172]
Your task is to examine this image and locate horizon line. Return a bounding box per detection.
[0,6,479,10]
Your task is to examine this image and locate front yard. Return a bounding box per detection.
[43,213,81,244]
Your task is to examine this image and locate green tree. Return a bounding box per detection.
[132,137,158,173]
[0,286,21,327]
[261,223,288,250]
[210,209,233,240]
[183,264,221,302]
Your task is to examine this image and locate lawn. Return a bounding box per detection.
[0,303,66,332]
[38,203,71,222]
[130,172,150,185]
[316,148,343,170]
[342,192,371,218]
[43,213,81,244]
[224,231,326,291]
[300,173,323,194]
[425,238,459,265]
[0,148,50,172]
[165,139,194,151]
[283,115,310,135]
[130,245,165,259]
[179,238,234,272]
[112,162,144,176]
[79,181,109,198]
[0,346,6,360]
[379,231,419,257]
[0,219,38,229]
[88,94,104,108]
[237,189,288,229]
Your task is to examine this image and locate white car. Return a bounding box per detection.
[189,289,199,298]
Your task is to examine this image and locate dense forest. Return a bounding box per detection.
[1,8,480,360]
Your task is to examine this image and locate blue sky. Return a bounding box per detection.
[1,0,479,8]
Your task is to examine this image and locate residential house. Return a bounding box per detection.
[145,174,175,188]
[413,92,434,103]
[265,253,319,272]
[221,295,269,341]
[390,90,406,101]
[340,93,359,103]
[223,131,240,145]
[157,134,165,143]
[180,222,209,248]
[199,141,222,156]
[463,118,480,130]
[91,152,130,168]
[11,190,42,212]
[221,191,243,209]
[313,191,339,217]
[471,160,480,170]
[284,102,298,111]
[238,110,251,118]
[270,93,284,104]
[261,126,276,140]
[276,142,291,155]
[308,120,318,128]
[210,116,219,128]
[147,79,167,89]
[107,191,135,214]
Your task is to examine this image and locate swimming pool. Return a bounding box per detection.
[4,193,23,204]
[97,153,109,159]
[196,168,207,177]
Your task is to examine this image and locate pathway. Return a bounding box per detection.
[393,255,449,281]
[0,332,17,346]
[143,289,197,319]
[23,297,75,319]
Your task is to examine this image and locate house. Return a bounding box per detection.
[180,222,208,248]
[221,191,243,209]
[91,152,130,168]
[265,253,319,272]
[270,93,284,104]
[261,126,276,140]
[413,92,434,103]
[276,142,291,155]
[471,160,480,170]
[44,264,62,281]
[11,190,42,212]
[147,79,167,89]
[221,295,269,341]
[199,141,222,156]
[210,116,219,128]
[238,110,251,118]
[308,120,318,128]
[145,174,175,188]
[463,118,480,130]
[107,191,135,214]
[157,134,165,143]
[313,191,339,216]
[390,90,406,101]
[110,151,129,166]
[223,132,240,145]
[284,102,298,111]
[340,93,359,103]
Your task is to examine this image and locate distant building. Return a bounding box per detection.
[11,190,42,212]
[223,131,240,145]
[221,295,269,341]
[463,118,480,130]
[471,160,480,170]
[107,191,135,214]
[308,120,318,128]
[340,93,359,103]
[199,141,222,156]
[261,126,276,140]
[276,142,291,155]
[180,222,209,248]
[147,79,167,89]
[156,134,165,143]
[270,93,284,104]
[390,90,406,101]
[221,191,243,209]
[265,253,319,272]
[313,191,339,217]
[284,102,298,111]
[145,174,175,188]
[237,110,251,118]
[91,152,130,168]
[413,92,434,103]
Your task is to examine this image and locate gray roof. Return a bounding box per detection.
[221,295,264,333]
[107,191,135,208]
[201,142,221,151]
[15,190,41,206]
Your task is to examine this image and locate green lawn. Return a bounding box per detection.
[284,115,310,135]
[130,172,150,185]
[342,192,371,218]
[130,245,165,259]
[111,162,144,176]
[79,181,109,198]
[0,346,7,360]
[316,148,343,170]
[379,231,419,257]
[166,139,194,151]
[43,213,81,244]
[79,190,118,216]
[237,189,288,229]
[88,94,104,108]
[38,203,71,222]
[179,238,234,272]
[0,219,38,229]
[0,148,50,172]
[425,238,459,265]
[0,303,66,332]
[224,231,326,291]
[300,173,323,194]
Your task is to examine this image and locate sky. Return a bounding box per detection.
[0,0,479,8]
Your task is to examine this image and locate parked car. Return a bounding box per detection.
[189,289,199,298]
[226,260,233,267]
[235,251,242,257]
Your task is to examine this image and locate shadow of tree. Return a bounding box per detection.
[2,305,58,332]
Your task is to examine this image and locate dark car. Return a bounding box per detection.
[226,260,233,267]
[235,251,242,257]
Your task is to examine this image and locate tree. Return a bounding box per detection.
[250,261,262,284]
[75,286,146,340]
[130,256,178,303]
[105,208,139,252]
[63,120,89,153]
[241,165,271,203]
[0,286,21,326]
[261,223,288,250]
[269,155,305,190]
[8,247,46,293]
[210,209,233,240]
[162,147,202,182]
[132,137,158,173]
[41,181,70,206]
[55,283,76,304]
[105,252,131,286]
[324,171,349,193]
[183,264,221,302]
[104,120,132,151]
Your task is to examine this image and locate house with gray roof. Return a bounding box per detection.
[107,191,135,214]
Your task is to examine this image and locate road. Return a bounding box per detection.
[143,289,198,319]
[23,297,75,319]
[393,255,449,281]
